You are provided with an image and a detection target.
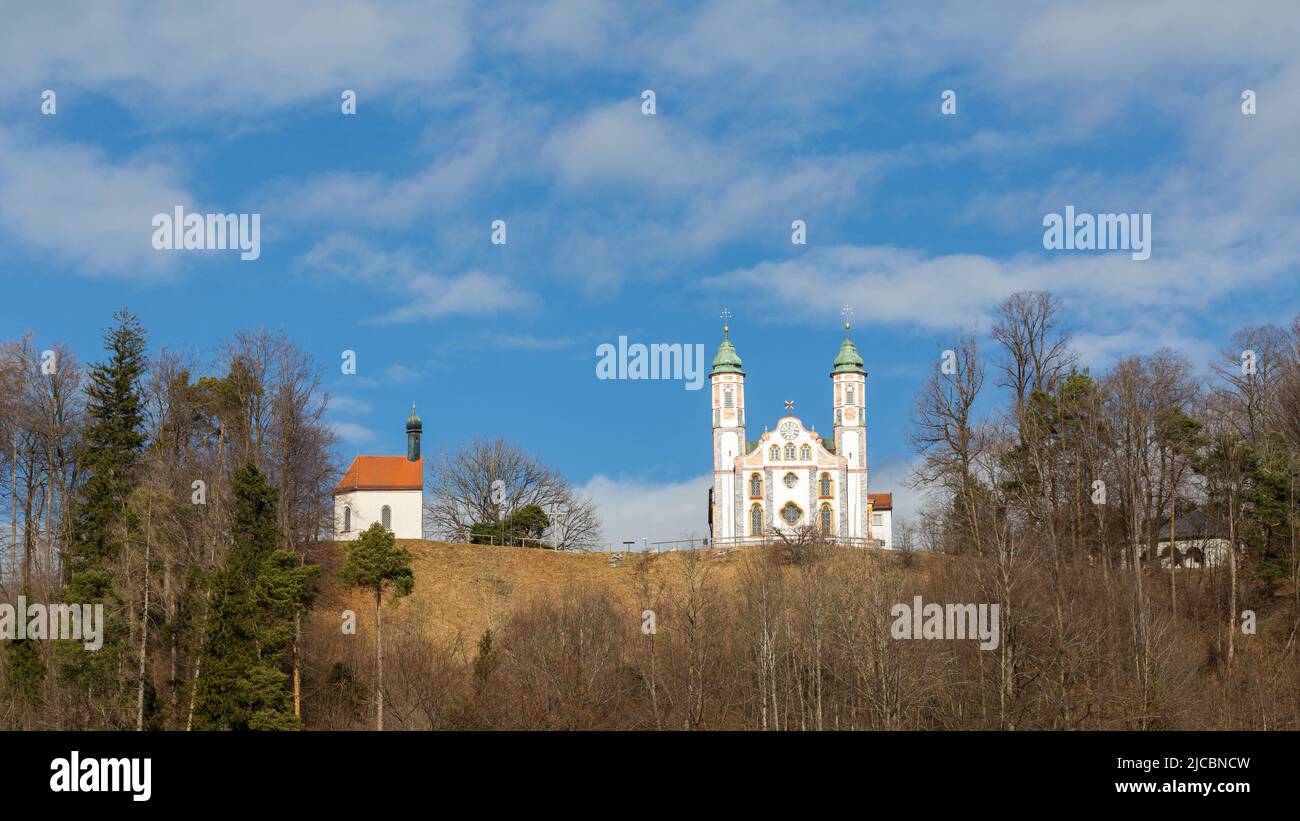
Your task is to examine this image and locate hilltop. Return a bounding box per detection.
[308,539,924,645]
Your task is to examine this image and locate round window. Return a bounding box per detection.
[781,503,801,525]
[783,472,798,488]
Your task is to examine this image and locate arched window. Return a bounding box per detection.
[820,504,832,534]
[343,505,351,533]
[819,473,832,497]
[800,444,811,461]
[847,386,855,405]
[769,445,779,461]
[750,473,762,498]
[381,505,392,529]
[781,502,801,525]
[723,388,733,409]
[784,443,796,460]
[751,505,763,536]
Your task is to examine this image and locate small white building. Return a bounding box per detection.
[333,406,424,540]
[1154,509,1231,569]
[868,493,893,548]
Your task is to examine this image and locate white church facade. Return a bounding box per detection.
[708,321,892,547]
[333,406,424,540]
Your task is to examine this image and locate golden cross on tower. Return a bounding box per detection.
[842,304,854,332]
[720,307,732,335]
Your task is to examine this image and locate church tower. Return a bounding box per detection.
[406,403,422,461]
[710,319,746,541]
[831,322,868,539]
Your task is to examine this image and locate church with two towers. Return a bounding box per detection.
[708,318,892,547]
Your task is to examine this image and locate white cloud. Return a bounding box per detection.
[491,334,578,351]
[379,364,421,383]
[340,361,426,390]
[705,241,1289,375]
[377,270,534,323]
[330,420,377,445]
[543,103,733,197]
[0,1,471,121]
[0,127,192,279]
[536,101,881,291]
[295,234,535,322]
[259,98,543,233]
[327,394,374,415]
[577,473,712,547]
[867,457,923,527]
[490,2,1299,134]
[704,245,1012,331]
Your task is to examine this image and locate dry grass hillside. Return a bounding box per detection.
[298,538,947,729]
[308,539,931,645]
[296,538,1296,730]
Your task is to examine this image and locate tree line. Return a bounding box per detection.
[4,297,1296,731]
[905,290,1300,728]
[0,311,339,729]
[0,309,601,730]
[301,524,1298,730]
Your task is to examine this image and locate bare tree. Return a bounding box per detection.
[910,331,986,555]
[1213,324,1286,446]
[544,493,603,550]
[991,291,1078,418]
[425,437,598,546]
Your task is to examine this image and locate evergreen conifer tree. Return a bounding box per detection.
[192,460,318,730]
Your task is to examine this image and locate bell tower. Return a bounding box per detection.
[831,315,867,539]
[710,311,745,541]
[406,403,422,462]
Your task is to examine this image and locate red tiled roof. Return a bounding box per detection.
[868,492,893,511]
[333,456,423,494]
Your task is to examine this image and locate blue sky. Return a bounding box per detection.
[2,2,1298,542]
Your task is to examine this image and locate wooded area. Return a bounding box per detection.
[2,294,1297,730]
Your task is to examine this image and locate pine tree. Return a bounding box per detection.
[192,460,318,730]
[339,522,414,730]
[4,638,47,709]
[60,309,148,725]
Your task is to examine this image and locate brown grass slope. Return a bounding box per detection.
[299,539,1296,730]
[309,539,929,645]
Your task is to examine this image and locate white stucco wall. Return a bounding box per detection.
[1157,537,1230,568]
[735,415,847,539]
[871,508,893,548]
[334,489,423,540]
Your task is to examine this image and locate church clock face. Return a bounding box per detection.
[779,421,799,440]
